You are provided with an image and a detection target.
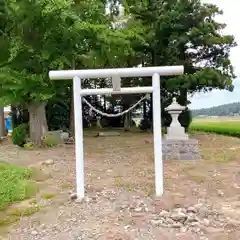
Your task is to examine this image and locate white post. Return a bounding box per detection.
[152,73,163,196]
[73,76,85,199]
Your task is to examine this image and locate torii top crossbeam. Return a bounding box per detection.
[49,65,184,80]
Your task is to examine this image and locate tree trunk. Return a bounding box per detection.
[69,59,75,136]
[103,95,106,111]
[11,105,18,128]
[143,100,147,119]
[22,108,29,124]
[124,111,132,131]
[28,102,48,146]
[0,108,5,137]
[179,88,188,106]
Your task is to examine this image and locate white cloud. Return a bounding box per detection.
[189,0,240,109]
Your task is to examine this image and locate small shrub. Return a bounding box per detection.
[178,108,192,131]
[131,120,136,128]
[24,142,34,149]
[12,124,28,147]
[60,182,73,189]
[162,111,172,128]
[139,118,151,131]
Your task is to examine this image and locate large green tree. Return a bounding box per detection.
[135,1,235,91]
[0,0,140,144]
[106,0,236,128]
[111,0,236,102]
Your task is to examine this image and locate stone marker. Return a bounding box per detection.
[97,132,120,137]
[43,130,64,144]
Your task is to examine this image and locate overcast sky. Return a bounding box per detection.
[189,0,240,109]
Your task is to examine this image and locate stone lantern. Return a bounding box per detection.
[164,97,188,140]
[96,116,102,129]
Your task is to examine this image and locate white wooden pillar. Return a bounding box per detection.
[152,73,163,196]
[73,76,85,199]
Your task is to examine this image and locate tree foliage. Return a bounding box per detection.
[0,0,145,142]
[0,0,237,139]
[120,0,236,96]
[0,0,135,104]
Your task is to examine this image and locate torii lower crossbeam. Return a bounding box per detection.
[49,66,184,199]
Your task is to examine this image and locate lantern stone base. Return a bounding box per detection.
[162,138,201,160]
[165,126,189,140]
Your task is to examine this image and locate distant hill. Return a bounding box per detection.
[192,102,240,117]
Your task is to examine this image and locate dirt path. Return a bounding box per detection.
[0,133,240,240]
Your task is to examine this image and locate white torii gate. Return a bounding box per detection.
[49,66,184,199]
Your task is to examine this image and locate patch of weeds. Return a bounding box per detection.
[114,175,134,191]
[201,150,215,161]
[95,148,105,153]
[0,215,20,227]
[181,165,196,172]
[189,130,198,136]
[202,149,237,164]
[145,168,154,178]
[29,198,37,204]
[60,182,73,189]
[0,162,38,211]
[24,181,39,199]
[41,193,56,199]
[0,205,40,227]
[214,151,237,163]
[23,142,34,150]
[9,205,40,217]
[123,182,134,191]
[114,175,124,188]
[144,185,154,196]
[187,171,207,183]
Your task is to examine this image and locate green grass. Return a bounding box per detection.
[9,205,40,217]
[0,205,40,227]
[190,120,240,137]
[41,193,56,199]
[0,162,38,211]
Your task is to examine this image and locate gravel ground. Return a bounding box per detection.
[0,132,239,240]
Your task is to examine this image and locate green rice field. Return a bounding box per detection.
[190,117,240,137]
